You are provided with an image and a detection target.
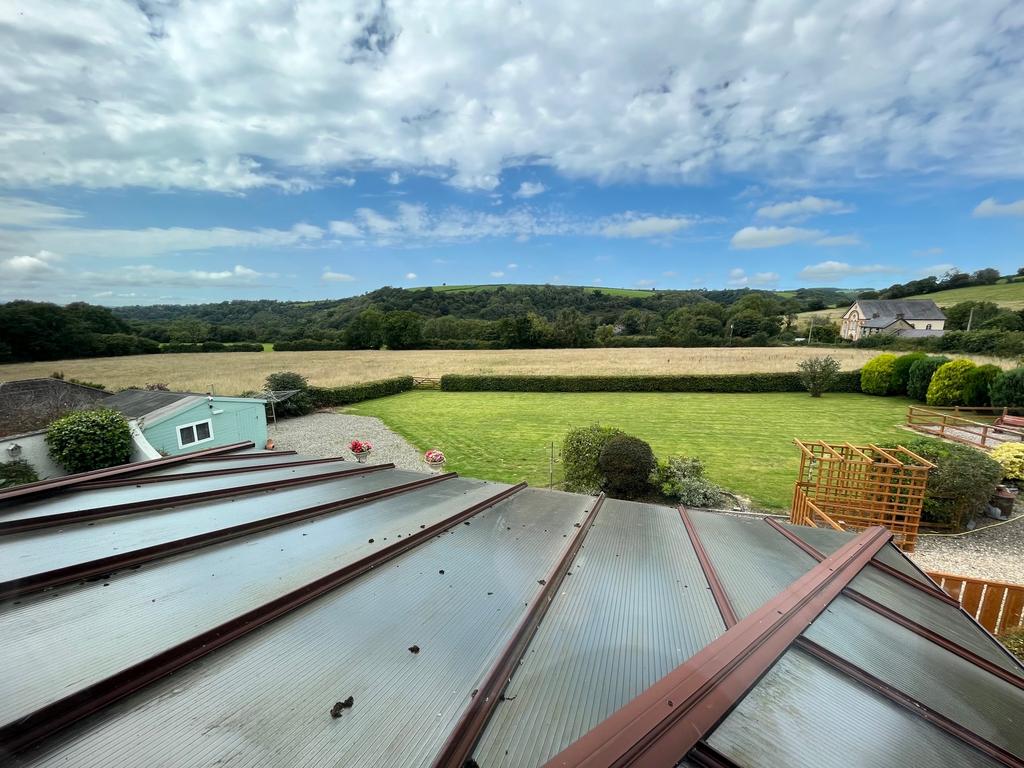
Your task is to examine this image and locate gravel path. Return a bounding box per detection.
[910,511,1024,584]
[269,411,435,473]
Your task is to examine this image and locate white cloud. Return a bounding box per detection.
[387,171,403,185]
[322,270,356,282]
[0,197,83,227]
[0,250,62,280]
[513,182,546,198]
[753,271,780,286]
[7,3,1016,192]
[973,198,1024,218]
[507,262,518,269]
[635,279,656,287]
[335,176,356,187]
[329,220,363,237]
[815,234,862,246]
[798,260,899,282]
[727,268,748,287]
[731,226,824,249]
[592,278,602,285]
[601,215,693,238]
[490,271,504,277]
[663,270,678,277]
[756,196,854,220]
[405,272,417,280]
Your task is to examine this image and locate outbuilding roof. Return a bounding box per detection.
[0,442,1021,767]
[99,388,201,420]
[854,298,947,321]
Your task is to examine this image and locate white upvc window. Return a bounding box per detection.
[177,418,214,449]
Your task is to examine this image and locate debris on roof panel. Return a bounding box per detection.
[0,443,1021,767]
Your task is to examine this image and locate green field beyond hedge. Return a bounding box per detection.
[348,391,918,509]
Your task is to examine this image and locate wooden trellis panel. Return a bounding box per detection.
[790,440,934,552]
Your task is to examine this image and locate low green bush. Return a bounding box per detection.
[46,408,132,473]
[651,456,724,507]
[990,368,1024,408]
[860,354,898,395]
[907,356,951,401]
[273,339,348,351]
[598,434,656,499]
[265,371,315,417]
[0,459,40,488]
[925,359,977,406]
[90,333,161,357]
[990,443,1024,481]
[440,371,862,393]
[222,343,263,352]
[562,424,625,494]
[962,364,1001,407]
[901,437,1003,530]
[798,355,841,397]
[308,377,415,407]
[891,353,926,395]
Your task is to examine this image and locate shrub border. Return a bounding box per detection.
[309,376,415,407]
[440,371,862,393]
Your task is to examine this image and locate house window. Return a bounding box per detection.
[177,419,213,448]
[926,324,932,330]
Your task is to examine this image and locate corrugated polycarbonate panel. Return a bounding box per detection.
[806,595,1024,758]
[707,650,1001,768]
[131,452,317,477]
[473,500,725,767]
[0,460,353,522]
[686,510,816,618]
[0,468,427,584]
[0,477,501,728]
[784,524,932,585]
[20,488,592,768]
[849,566,1022,673]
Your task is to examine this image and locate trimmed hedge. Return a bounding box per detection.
[273,339,348,351]
[309,376,415,406]
[440,371,862,393]
[162,342,265,353]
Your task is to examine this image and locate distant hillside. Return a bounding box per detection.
[414,283,658,298]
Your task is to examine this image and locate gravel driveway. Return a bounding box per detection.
[910,511,1024,584]
[269,411,434,473]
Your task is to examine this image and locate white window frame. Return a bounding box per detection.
[177,418,214,449]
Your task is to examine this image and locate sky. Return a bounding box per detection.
[1,0,1023,306]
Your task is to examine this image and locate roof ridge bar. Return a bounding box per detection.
[0,462,395,535]
[431,493,606,768]
[542,526,891,767]
[0,481,528,756]
[762,517,957,605]
[677,506,738,629]
[764,518,1024,687]
[795,638,1024,768]
[183,450,299,462]
[76,457,342,489]
[0,471,455,602]
[0,441,255,504]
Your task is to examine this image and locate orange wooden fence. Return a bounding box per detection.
[928,571,1024,636]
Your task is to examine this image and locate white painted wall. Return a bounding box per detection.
[0,430,65,479]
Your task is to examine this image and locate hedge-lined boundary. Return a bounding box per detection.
[162,342,264,353]
[440,371,862,393]
[273,339,347,351]
[309,376,415,406]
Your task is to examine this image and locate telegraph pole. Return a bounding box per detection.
[967,307,975,332]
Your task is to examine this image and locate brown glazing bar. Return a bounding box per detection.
[764,517,1024,684]
[77,455,334,490]
[431,493,606,768]
[543,526,890,768]
[678,506,738,629]
[795,638,1024,768]
[686,742,745,768]
[0,472,456,602]
[762,517,957,605]
[0,441,255,504]
[0,481,528,756]
[181,450,298,462]
[0,462,395,535]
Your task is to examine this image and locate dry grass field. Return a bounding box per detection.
[0,347,1011,394]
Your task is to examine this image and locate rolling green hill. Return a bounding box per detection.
[412,283,657,297]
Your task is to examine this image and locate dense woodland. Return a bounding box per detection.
[0,270,1021,362]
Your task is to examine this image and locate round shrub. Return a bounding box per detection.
[652,456,724,507]
[907,356,951,402]
[900,438,1003,530]
[990,443,1024,481]
[46,408,132,473]
[860,354,898,395]
[598,434,656,498]
[891,352,927,395]
[925,359,977,406]
[0,459,39,488]
[562,424,624,494]
[990,368,1024,408]
[963,364,1002,407]
[264,371,314,417]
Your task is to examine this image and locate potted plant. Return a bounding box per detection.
[425,448,446,470]
[350,439,373,463]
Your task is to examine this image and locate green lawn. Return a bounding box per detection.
[347,391,919,510]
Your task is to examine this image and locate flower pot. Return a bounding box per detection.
[353,450,370,463]
[427,460,445,471]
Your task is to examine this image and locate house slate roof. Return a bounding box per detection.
[0,378,111,437]
[0,442,1021,767]
[99,389,203,420]
[854,299,947,321]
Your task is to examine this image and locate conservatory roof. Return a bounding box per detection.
[0,441,1021,768]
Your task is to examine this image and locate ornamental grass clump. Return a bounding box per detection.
[45,408,132,473]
